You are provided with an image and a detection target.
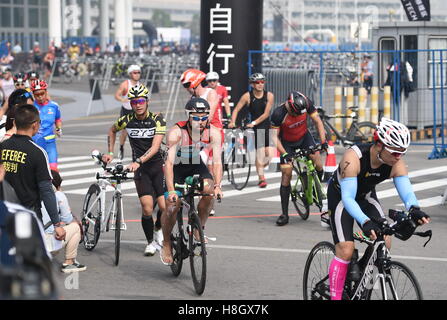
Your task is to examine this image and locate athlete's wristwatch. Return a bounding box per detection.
[135,157,142,165]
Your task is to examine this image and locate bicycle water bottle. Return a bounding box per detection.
[348,249,361,282]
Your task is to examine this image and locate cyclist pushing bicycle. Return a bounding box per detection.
[271,91,328,226]
[327,117,430,300]
[162,97,223,266]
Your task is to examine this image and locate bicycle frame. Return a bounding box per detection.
[293,155,324,207]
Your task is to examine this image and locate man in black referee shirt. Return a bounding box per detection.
[0,104,65,240]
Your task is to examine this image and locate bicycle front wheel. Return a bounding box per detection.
[303,241,335,300]
[229,146,251,190]
[170,209,185,277]
[347,121,376,144]
[366,261,423,300]
[114,194,122,266]
[189,213,207,295]
[81,184,102,251]
[291,167,310,220]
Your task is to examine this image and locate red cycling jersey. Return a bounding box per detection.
[270,103,317,142]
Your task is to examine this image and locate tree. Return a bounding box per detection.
[151,9,173,28]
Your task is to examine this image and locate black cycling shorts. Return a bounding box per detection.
[120,106,133,118]
[133,159,165,198]
[254,127,271,149]
[327,182,385,245]
[173,161,213,186]
[280,131,317,165]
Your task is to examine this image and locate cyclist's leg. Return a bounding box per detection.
[45,140,58,171]
[119,107,131,157]
[328,183,355,300]
[277,140,295,225]
[196,162,215,228]
[364,191,392,249]
[254,128,269,186]
[134,169,156,246]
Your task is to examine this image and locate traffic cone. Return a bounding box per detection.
[323,141,337,182]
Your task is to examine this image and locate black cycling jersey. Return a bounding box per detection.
[114,111,166,164]
[248,90,270,129]
[329,143,392,200]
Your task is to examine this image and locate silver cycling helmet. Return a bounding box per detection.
[375,117,411,149]
[249,73,265,82]
[206,71,219,81]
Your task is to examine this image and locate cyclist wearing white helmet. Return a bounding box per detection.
[114,64,142,159]
[229,72,275,188]
[206,71,232,124]
[326,117,430,300]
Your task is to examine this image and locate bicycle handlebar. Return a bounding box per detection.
[290,143,325,159]
[91,150,133,181]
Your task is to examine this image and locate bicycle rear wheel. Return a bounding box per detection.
[347,121,376,144]
[229,145,251,190]
[170,209,185,277]
[81,184,102,251]
[189,212,207,295]
[303,241,335,300]
[366,261,423,300]
[291,167,310,220]
[114,195,122,266]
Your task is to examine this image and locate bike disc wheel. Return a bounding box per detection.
[81,184,102,251]
[366,261,423,300]
[189,213,207,295]
[229,147,251,190]
[347,121,376,144]
[114,195,122,266]
[303,241,335,300]
[291,167,310,220]
[170,209,184,277]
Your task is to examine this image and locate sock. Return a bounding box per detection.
[155,209,162,230]
[280,185,291,216]
[328,256,350,300]
[141,215,154,244]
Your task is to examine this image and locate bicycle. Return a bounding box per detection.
[169,175,220,295]
[222,119,252,190]
[289,143,326,221]
[81,150,133,266]
[317,106,376,147]
[303,209,433,300]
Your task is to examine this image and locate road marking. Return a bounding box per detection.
[100,240,447,263]
[63,121,115,128]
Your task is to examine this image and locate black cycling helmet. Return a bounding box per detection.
[27,71,39,79]
[13,73,28,84]
[249,73,265,83]
[185,97,210,115]
[287,91,312,115]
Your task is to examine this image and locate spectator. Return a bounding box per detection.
[43,47,56,81]
[42,170,86,273]
[12,42,22,55]
[32,42,42,71]
[362,55,374,94]
[0,104,65,244]
[0,68,15,102]
[114,42,122,55]
[67,42,80,62]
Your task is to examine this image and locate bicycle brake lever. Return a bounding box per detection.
[414,230,432,247]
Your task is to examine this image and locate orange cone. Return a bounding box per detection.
[323,141,337,182]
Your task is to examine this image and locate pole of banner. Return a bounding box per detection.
[358,87,366,123]
[334,87,342,132]
[429,49,440,159]
[440,50,446,157]
[346,86,354,130]
[371,86,378,123]
[383,86,391,119]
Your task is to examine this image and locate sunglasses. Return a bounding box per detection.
[130,98,146,106]
[251,80,265,84]
[33,91,46,97]
[182,82,191,89]
[384,146,407,157]
[190,115,209,122]
[131,72,141,75]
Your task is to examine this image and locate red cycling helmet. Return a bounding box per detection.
[180,69,206,89]
[30,79,48,92]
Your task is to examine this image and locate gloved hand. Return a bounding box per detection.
[321,141,329,152]
[409,206,430,225]
[361,218,386,240]
[282,152,294,163]
[55,127,62,137]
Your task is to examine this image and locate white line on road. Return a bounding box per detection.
[100,240,447,263]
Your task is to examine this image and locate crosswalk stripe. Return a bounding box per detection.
[58,156,92,163]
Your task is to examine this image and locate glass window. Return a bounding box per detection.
[379,38,397,88]
[15,0,24,4]
[41,7,48,28]
[428,38,447,88]
[0,0,11,3]
[29,8,39,28]
[29,0,39,5]
[41,0,48,6]
[0,7,11,27]
[13,7,25,28]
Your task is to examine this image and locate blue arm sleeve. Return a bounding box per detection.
[393,175,419,210]
[340,177,370,225]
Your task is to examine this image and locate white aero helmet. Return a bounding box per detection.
[375,117,411,149]
[127,64,141,75]
[206,71,219,81]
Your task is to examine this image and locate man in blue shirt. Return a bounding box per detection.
[30,80,62,171]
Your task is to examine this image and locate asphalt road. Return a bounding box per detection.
[50,99,447,300]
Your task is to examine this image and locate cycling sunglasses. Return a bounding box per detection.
[384,146,407,157]
[251,80,265,84]
[182,82,191,89]
[130,98,146,106]
[190,115,209,122]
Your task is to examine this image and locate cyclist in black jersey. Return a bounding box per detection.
[327,118,430,300]
[161,97,223,265]
[229,73,275,188]
[103,84,167,257]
